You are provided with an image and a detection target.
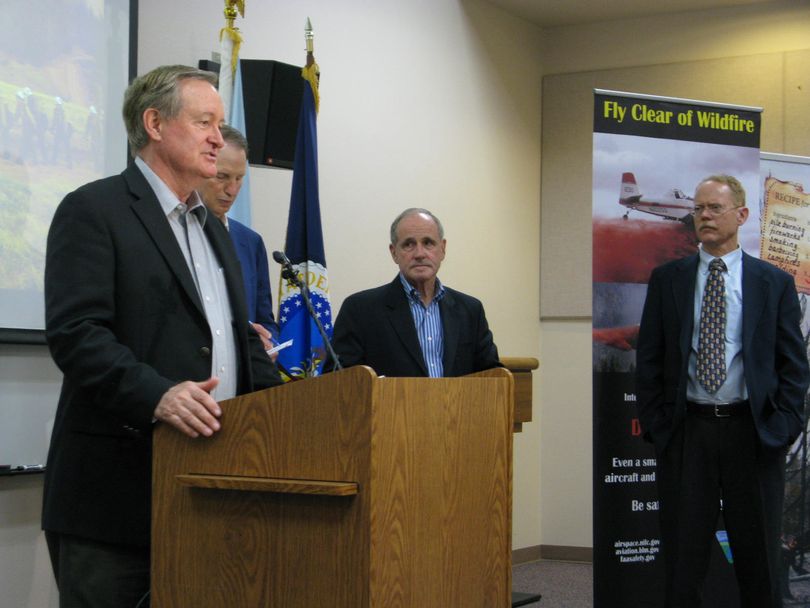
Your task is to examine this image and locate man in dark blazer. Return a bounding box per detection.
[43,65,282,607]
[636,175,808,608]
[332,208,500,377]
[229,218,280,339]
[199,124,280,350]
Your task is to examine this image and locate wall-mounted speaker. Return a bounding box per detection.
[199,59,303,169]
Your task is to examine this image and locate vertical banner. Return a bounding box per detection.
[759,152,810,604]
[592,90,762,607]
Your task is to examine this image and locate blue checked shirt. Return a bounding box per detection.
[399,273,446,378]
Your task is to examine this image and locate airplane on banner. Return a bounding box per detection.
[619,172,694,223]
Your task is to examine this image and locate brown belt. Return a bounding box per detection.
[686,400,749,419]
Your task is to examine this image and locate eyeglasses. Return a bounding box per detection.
[690,204,740,217]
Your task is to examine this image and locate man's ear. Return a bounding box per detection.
[142,108,162,142]
[389,243,397,262]
[737,206,749,227]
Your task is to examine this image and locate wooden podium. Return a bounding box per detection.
[152,365,515,607]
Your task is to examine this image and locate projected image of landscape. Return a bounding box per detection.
[0,0,129,331]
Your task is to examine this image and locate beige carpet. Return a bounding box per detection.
[513,559,593,607]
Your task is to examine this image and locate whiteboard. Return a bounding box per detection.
[0,344,62,469]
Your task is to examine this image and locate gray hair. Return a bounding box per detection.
[390,208,445,245]
[122,65,218,154]
[696,174,746,207]
[220,123,249,154]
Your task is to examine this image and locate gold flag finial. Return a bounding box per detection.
[220,1,245,76]
[224,0,245,29]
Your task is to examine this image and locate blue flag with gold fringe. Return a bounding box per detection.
[276,62,331,379]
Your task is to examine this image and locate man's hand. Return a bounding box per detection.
[251,322,278,361]
[154,377,222,438]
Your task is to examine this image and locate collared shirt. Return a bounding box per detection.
[135,157,238,401]
[399,273,446,378]
[687,245,747,404]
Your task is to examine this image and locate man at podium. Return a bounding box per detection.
[42,65,283,607]
[332,207,500,377]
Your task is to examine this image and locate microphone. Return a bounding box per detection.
[272,250,302,287]
[271,250,291,266]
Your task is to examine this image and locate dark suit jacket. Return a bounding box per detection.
[42,164,282,548]
[331,276,500,377]
[636,251,808,454]
[228,218,280,339]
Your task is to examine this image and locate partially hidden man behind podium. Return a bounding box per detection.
[42,65,283,607]
[197,123,281,354]
[331,207,501,377]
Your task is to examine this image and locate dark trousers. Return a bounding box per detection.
[656,409,786,608]
[45,531,150,608]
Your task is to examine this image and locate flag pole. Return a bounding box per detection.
[303,17,320,113]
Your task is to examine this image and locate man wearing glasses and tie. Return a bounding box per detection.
[636,175,808,608]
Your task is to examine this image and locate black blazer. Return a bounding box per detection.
[636,251,808,453]
[42,164,282,548]
[331,276,500,377]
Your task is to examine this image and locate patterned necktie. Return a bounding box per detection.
[697,258,727,393]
